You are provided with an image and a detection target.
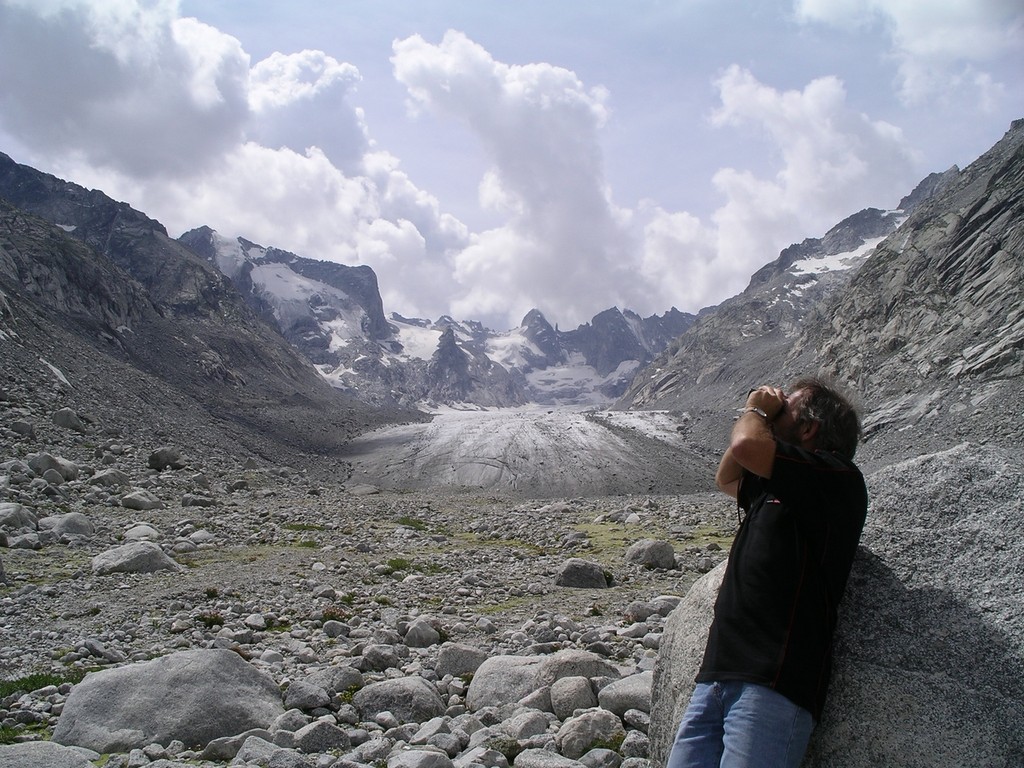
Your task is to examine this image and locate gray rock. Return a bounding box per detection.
[555,710,626,760]
[123,524,161,541]
[436,643,488,679]
[499,709,550,740]
[454,746,509,768]
[596,672,653,716]
[88,468,130,487]
[121,490,164,511]
[181,493,216,507]
[0,740,97,768]
[406,616,442,647]
[518,685,552,713]
[52,649,285,752]
[363,643,402,671]
[554,559,610,589]
[91,541,179,575]
[536,650,620,689]
[271,709,309,733]
[0,502,36,536]
[293,720,351,753]
[624,540,675,570]
[199,727,275,761]
[268,750,315,768]
[513,748,588,768]
[578,749,621,768]
[234,734,280,765]
[619,731,649,759]
[352,677,446,724]
[550,676,596,720]
[52,407,87,433]
[649,444,1024,768]
[148,446,185,471]
[0,551,6,584]
[410,716,450,745]
[465,655,544,712]
[389,749,455,768]
[304,665,363,695]
[27,452,79,480]
[10,420,35,438]
[347,736,393,764]
[284,679,331,712]
[38,512,94,539]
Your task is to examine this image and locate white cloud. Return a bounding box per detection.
[627,66,919,313]
[0,0,250,176]
[392,30,646,329]
[249,50,359,112]
[794,0,1024,105]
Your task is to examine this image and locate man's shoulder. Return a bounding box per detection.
[774,440,863,476]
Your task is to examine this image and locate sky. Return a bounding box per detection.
[0,1,1021,331]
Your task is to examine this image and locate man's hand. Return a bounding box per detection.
[745,385,786,420]
[716,385,783,497]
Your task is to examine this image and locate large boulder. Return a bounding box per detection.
[597,670,654,716]
[51,649,285,752]
[352,677,446,724]
[649,444,1024,767]
[38,512,94,539]
[465,655,545,712]
[624,539,675,570]
[0,740,96,768]
[91,541,179,574]
[554,558,610,588]
[536,649,621,689]
[0,502,36,536]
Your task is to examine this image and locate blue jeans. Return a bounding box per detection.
[666,681,815,768]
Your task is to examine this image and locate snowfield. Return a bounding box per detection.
[340,406,719,497]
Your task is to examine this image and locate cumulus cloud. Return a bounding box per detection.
[628,66,918,313]
[794,0,1024,105]
[0,0,250,176]
[392,31,647,328]
[247,50,369,174]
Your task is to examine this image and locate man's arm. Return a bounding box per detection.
[715,387,785,499]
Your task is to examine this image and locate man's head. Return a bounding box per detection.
[779,377,862,459]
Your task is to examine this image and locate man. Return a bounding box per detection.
[666,378,868,768]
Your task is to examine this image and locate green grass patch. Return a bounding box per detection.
[384,557,412,573]
[0,670,87,699]
[451,532,548,555]
[687,523,735,550]
[474,595,537,615]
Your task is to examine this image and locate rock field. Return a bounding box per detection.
[0,388,737,768]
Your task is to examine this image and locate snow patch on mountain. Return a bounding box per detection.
[789,235,887,276]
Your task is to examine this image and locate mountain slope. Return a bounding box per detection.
[185,226,696,407]
[792,118,1024,462]
[0,154,404,466]
[618,119,1023,467]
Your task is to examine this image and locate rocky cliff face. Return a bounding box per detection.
[184,225,696,408]
[0,154,401,466]
[613,129,1022,464]
[789,119,1024,462]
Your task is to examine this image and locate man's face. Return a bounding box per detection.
[771,388,808,446]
